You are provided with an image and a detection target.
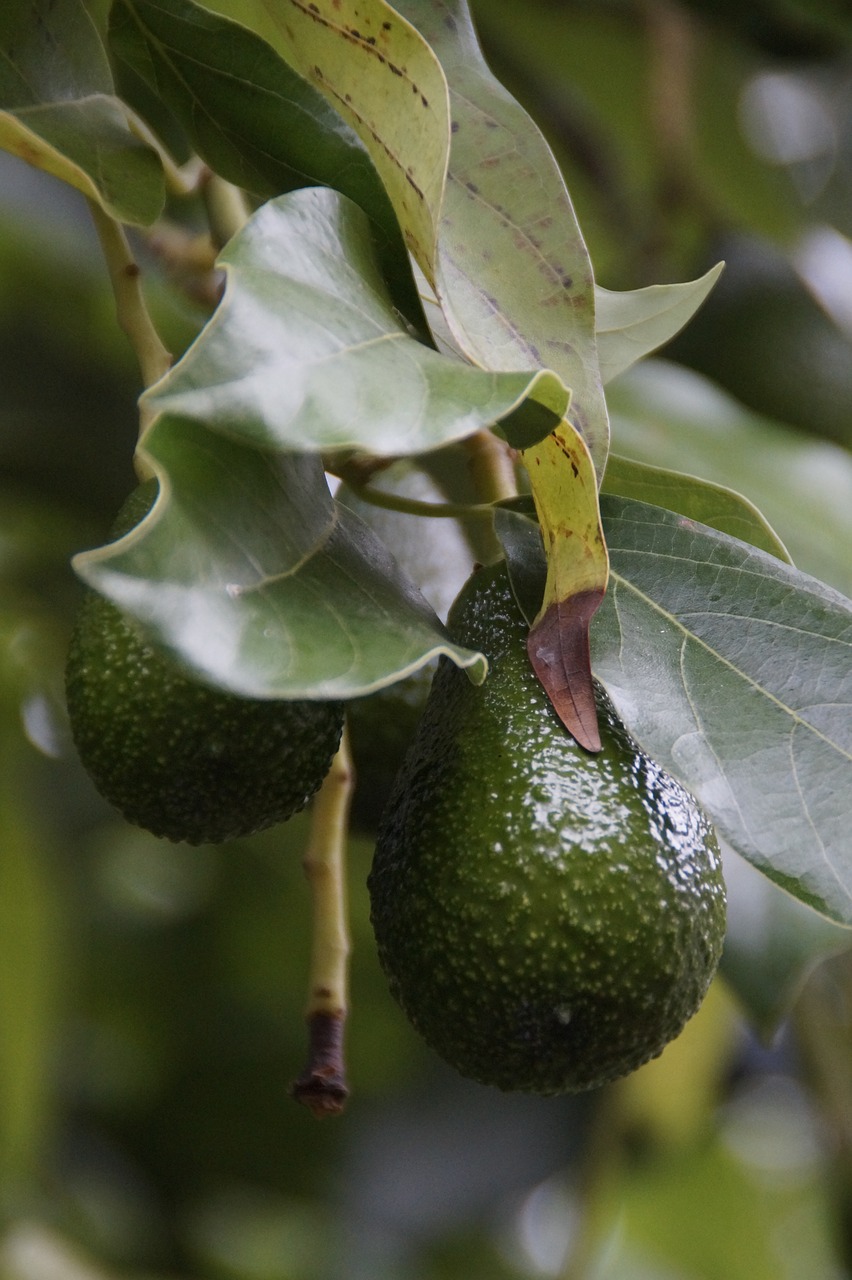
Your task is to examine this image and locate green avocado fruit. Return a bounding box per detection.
[65,483,344,845]
[369,560,726,1094]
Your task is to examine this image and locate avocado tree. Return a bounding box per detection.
[1,0,851,1277]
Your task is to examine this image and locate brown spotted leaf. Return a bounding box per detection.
[197,0,451,281]
[521,421,609,751]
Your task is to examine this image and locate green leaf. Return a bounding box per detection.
[595,264,724,385]
[0,0,164,224]
[496,496,852,925]
[336,460,475,622]
[73,415,487,698]
[593,496,852,926]
[609,360,852,597]
[601,454,791,562]
[492,497,548,626]
[200,0,451,279]
[110,0,425,329]
[108,0,395,232]
[396,0,611,472]
[144,188,569,455]
[230,0,611,466]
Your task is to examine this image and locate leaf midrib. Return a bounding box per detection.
[608,567,852,763]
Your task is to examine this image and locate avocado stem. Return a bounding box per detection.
[464,429,518,506]
[291,1012,349,1119]
[461,430,519,563]
[291,729,355,1118]
[199,169,252,249]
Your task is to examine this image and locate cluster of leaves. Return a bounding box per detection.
[2,0,851,934]
[4,2,852,1278]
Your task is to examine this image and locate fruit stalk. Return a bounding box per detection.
[292,729,355,1118]
[463,429,517,506]
[200,170,252,249]
[461,428,519,564]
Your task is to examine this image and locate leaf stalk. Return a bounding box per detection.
[343,480,496,522]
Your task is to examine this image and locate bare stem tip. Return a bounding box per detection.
[291,1011,349,1118]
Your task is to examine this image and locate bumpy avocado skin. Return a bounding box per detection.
[369,561,726,1095]
[66,484,344,845]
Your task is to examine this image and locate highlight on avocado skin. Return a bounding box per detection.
[65,484,344,846]
[369,561,726,1095]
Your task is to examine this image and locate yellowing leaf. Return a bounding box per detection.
[0,0,163,224]
[0,102,163,224]
[397,0,610,473]
[201,0,451,280]
[521,423,609,751]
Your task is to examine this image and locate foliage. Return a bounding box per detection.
[1,0,852,1277]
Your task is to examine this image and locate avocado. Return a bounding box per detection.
[369,560,726,1094]
[65,483,344,845]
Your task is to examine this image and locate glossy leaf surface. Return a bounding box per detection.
[0,0,164,223]
[73,416,487,698]
[144,188,569,455]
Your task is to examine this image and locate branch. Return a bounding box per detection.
[87,199,172,403]
[291,730,355,1117]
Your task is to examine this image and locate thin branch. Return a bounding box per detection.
[143,221,223,312]
[291,729,355,1117]
[87,199,172,398]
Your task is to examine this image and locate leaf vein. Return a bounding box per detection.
[610,568,852,763]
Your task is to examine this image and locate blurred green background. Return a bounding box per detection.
[2,0,852,1277]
